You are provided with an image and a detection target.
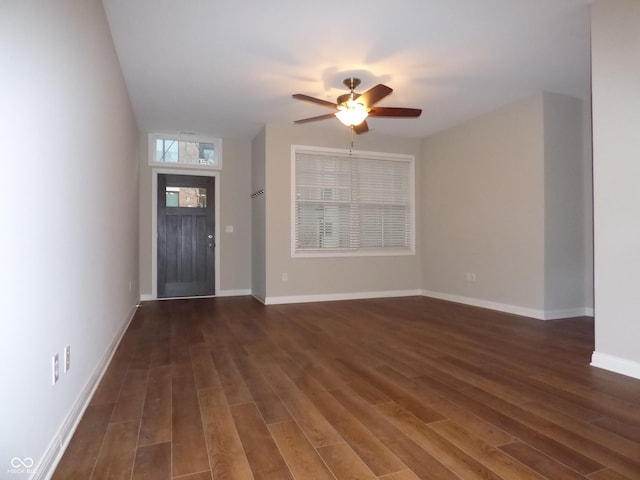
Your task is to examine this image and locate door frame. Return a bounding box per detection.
[151,167,220,299]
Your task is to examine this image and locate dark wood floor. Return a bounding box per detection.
[53,296,640,480]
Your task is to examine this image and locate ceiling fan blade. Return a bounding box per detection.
[353,121,369,134]
[356,84,393,107]
[294,113,337,124]
[292,94,337,109]
[369,107,422,117]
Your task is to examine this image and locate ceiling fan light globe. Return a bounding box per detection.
[335,103,369,126]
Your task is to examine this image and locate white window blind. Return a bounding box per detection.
[293,147,414,256]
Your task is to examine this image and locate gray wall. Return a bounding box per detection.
[421,92,592,318]
[543,92,590,313]
[262,122,422,302]
[0,0,140,475]
[591,0,640,378]
[138,137,252,297]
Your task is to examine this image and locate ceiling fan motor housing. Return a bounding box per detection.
[337,92,361,105]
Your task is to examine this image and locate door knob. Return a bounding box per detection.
[207,234,214,239]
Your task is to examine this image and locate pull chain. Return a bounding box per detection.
[349,126,354,156]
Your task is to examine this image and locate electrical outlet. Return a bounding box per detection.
[64,345,70,373]
[52,354,59,384]
[282,272,288,281]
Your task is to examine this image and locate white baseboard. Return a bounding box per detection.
[140,289,251,302]
[252,293,266,304]
[145,289,593,321]
[421,290,593,320]
[36,304,139,480]
[217,289,252,297]
[264,289,422,305]
[591,351,640,380]
[543,306,594,320]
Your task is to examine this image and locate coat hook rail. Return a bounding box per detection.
[250,189,264,199]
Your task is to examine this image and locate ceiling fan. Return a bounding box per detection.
[292,78,422,134]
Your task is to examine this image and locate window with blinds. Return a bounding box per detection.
[292,146,415,257]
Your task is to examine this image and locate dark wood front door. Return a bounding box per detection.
[157,174,215,298]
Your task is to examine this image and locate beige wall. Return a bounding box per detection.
[422,95,546,312]
[421,93,592,318]
[591,0,640,378]
[138,136,252,297]
[262,122,422,302]
[139,136,153,294]
[257,101,591,313]
[251,127,267,301]
[220,140,252,292]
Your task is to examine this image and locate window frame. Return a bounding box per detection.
[148,133,223,170]
[291,144,416,258]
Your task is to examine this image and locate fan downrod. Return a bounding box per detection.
[337,78,362,105]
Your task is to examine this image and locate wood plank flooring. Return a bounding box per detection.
[52,296,640,480]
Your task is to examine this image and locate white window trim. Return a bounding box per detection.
[291,144,416,258]
[148,133,223,170]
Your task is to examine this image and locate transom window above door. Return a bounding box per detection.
[149,134,222,169]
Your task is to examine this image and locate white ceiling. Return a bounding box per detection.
[102,0,592,140]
